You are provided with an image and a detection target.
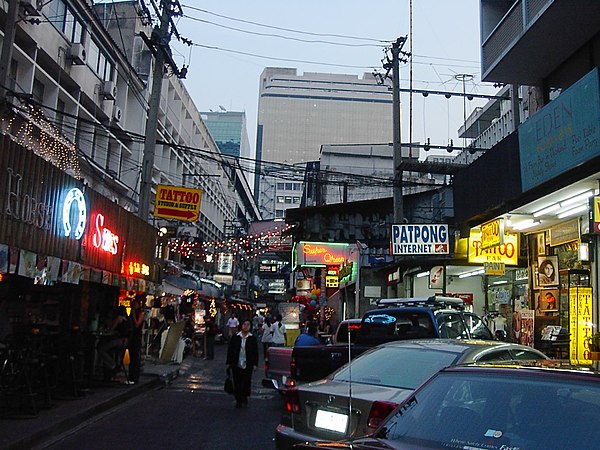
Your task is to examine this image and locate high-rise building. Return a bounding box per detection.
[201,110,254,193]
[255,68,393,219]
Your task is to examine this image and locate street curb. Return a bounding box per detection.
[6,374,170,450]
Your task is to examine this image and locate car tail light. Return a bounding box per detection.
[264,360,269,374]
[367,401,398,429]
[290,355,297,377]
[284,388,301,414]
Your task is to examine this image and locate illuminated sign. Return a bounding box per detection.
[390,224,449,255]
[217,253,233,274]
[468,230,518,265]
[480,218,504,250]
[5,168,53,231]
[62,188,87,240]
[153,184,202,222]
[570,286,593,365]
[92,213,119,255]
[123,261,150,277]
[296,242,350,267]
[593,197,600,233]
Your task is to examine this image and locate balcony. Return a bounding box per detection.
[481,0,600,86]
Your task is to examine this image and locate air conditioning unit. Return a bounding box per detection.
[68,43,87,65]
[113,106,122,122]
[101,81,117,100]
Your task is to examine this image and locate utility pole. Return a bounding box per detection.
[138,1,173,220]
[0,0,20,101]
[389,37,408,223]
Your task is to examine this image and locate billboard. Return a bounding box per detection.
[153,184,202,222]
[390,224,449,255]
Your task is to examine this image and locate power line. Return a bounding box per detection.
[180,5,390,43]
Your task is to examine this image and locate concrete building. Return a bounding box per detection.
[255,68,393,219]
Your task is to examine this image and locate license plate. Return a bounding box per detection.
[314,409,348,433]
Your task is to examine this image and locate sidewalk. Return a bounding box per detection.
[0,359,180,450]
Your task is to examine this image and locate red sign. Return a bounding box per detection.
[92,213,120,255]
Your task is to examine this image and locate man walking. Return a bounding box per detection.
[226,313,239,342]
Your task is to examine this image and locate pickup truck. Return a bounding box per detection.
[263,319,361,391]
[290,296,497,384]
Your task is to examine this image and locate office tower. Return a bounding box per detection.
[255,68,393,218]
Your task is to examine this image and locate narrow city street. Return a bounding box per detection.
[37,344,281,450]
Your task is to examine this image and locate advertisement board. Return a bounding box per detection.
[468,229,518,266]
[390,224,449,255]
[153,184,202,222]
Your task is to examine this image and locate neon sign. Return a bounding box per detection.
[302,243,346,264]
[124,261,150,277]
[62,188,87,240]
[92,213,119,255]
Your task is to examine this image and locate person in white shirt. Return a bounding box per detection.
[270,314,286,347]
[260,317,273,357]
[226,314,239,342]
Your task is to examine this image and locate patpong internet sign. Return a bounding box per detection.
[153,184,202,222]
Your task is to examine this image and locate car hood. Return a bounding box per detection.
[302,378,414,403]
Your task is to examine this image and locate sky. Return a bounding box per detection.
[170,0,498,160]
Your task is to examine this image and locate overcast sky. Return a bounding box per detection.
[168,1,497,159]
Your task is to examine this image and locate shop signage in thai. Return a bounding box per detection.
[295,241,351,267]
[390,224,449,255]
[591,196,600,233]
[569,286,593,365]
[480,218,504,250]
[123,260,150,277]
[519,67,600,192]
[468,229,518,265]
[153,184,202,222]
[217,253,233,274]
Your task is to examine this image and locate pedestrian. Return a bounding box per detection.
[204,316,217,360]
[226,313,239,342]
[271,314,287,347]
[97,305,130,382]
[128,297,145,384]
[226,319,258,408]
[260,316,273,358]
[294,321,321,347]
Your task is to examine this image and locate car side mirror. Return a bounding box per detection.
[495,329,507,341]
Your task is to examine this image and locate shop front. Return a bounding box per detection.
[0,137,157,404]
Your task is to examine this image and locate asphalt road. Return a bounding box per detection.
[39,343,282,450]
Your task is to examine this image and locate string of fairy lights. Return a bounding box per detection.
[168,224,294,261]
[1,105,81,178]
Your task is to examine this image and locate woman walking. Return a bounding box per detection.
[226,319,259,408]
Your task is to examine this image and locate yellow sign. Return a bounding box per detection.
[570,286,593,365]
[468,230,518,265]
[480,218,504,250]
[153,184,202,222]
[593,197,600,233]
[484,262,506,275]
[326,275,339,288]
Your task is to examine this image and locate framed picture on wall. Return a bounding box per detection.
[538,256,559,287]
[532,263,540,290]
[536,288,559,313]
[537,233,546,255]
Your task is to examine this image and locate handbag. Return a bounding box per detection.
[224,368,234,394]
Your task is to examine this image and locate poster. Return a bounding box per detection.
[519,310,535,347]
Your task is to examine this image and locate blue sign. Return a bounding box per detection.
[519,68,600,192]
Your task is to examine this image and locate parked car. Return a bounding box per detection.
[292,363,600,450]
[290,297,497,385]
[275,339,548,449]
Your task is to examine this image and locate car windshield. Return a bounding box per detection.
[379,370,600,449]
[359,312,435,344]
[332,346,459,389]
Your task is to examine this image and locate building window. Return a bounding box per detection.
[293,183,302,191]
[275,209,284,218]
[285,183,293,190]
[293,197,301,204]
[285,196,292,204]
[48,0,84,43]
[276,183,285,190]
[276,196,285,203]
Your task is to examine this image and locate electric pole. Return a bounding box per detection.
[138,1,174,220]
[388,37,408,223]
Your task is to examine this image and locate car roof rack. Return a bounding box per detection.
[376,295,466,311]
